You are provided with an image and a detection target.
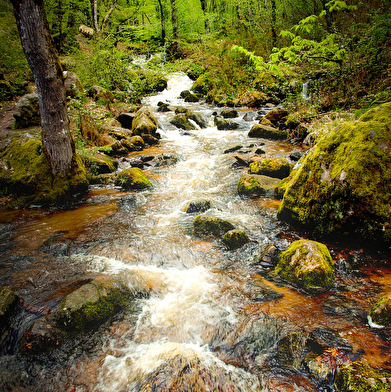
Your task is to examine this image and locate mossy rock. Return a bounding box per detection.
[214,116,239,130]
[275,239,335,294]
[238,174,280,198]
[116,167,152,190]
[78,149,118,176]
[192,72,213,96]
[248,158,291,179]
[264,107,289,123]
[88,85,114,103]
[193,215,235,236]
[248,124,289,140]
[132,107,158,136]
[368,294,391,328]
[277,102,391,243]
[170,113,196,130]
[236,91,268,107]
[49,276,135,334]
[0,286,19,319]
[335,362,391,392]
[173,108,207,129]
[222,229,249,250]
[13,93,40,128]
[64,71,84,99]
[274,177,291,200]
[0,134,88,207]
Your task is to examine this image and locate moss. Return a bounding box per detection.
[50,277,133,333]
[0,286,18,318]
[192,72,213,96]
[115,167,153,191]
[238,174,280,198]
[335,362,391,392]
[79,149,118,176]
[132,107,158,136]
[193,215,235,236]
[275,239,334,294]
[0,135,88,207]
[278,102,391,243]
[222,229,249,250]
[248,158,291,179]
[170,114,196,130]
[368,294,391,327]
[248,124,289,140]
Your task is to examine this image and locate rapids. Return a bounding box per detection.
[0,73,391,391]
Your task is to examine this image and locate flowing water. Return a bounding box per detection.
[0,73,391,391]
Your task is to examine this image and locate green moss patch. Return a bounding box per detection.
[368,294,391,328]
[193,215,235,236]
[115,167,153,190]
[248,124,289,140]
[222,229,249,250]
[0,134,88,207]
[248,158,291,179]
[275,239,334,294]
[238,174,280,198]
[278,102,391,243]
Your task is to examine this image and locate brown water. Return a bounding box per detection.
[0,73,390,391]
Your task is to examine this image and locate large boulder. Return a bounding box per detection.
[13,93,40,128]
[0,134,88,207]
[193,215,235,236]
[63,71,84,98]
[368,294,391,328]
[236,91,268,107]
[131,107,158,138]
[275,239,335,294]
[238,174,280,198]
[277,102,391,243]
[115,167,153,190]
[248,157,291,179]
[248,124,289,140]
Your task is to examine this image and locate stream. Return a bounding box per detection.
[0,73,391,391]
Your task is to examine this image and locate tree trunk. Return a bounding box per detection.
[157,0,166,45]
[11,0,74,177]
[170,0,178,40]
[271,0,277,48]
[93,0,99,32]
[200,0,209,33]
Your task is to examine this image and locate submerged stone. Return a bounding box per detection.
[193,215,235,236]
[222,229,249,250]
[248,157,291,179]
[184,200,211,214]
[275,240,335,294]
[278,102,391,243]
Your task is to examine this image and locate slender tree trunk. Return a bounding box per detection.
[170,0,178,40]
[271,0,277,48]
[200,0,209,33]
[157,0,166,45]
[93,0,99,32]
[11,0,74,177]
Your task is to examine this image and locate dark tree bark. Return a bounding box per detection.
[157,0,166,45]
[271,0,277,48]
[11,0,74,177]
[200,0,209,33]
[170,0,178,40]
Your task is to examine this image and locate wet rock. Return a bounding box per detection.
[180,90,192,99]
[275,240,335,294]
[214,115,239,130]
[154,153,179,167]
[116,113,134,129]
[157,102,171,112]
[275,330,308,370]
[192,73,212,96]
[289,151,303,161]
[238,174,280,198]
[184,200,211,214]
[13,93,40,128]
[224,145,243,154]
[171,113,196,130]
[253,243,280,266]
[233,155,251,168]
[139,133,159,145]
[184,92,200,103]
[222,229,249,250]
[277,102,391,243]
[368,294,391,328]
[49,276,136,334]
[193,215,235,236]
[306,326,353,354]
[248,124,289,140]
[335,361,391,392]
[243,111,257,121]
[248,157,291,179]
[131,107,158,137]
[221,109,238,118]
[321,294,365,319]
[105,126,132,141]
[0,286,19,320]
[63,71,84,98]
[88,85,114,103]
[122,342,259,392]
[115,167,153,190]
[246,275,283,302]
